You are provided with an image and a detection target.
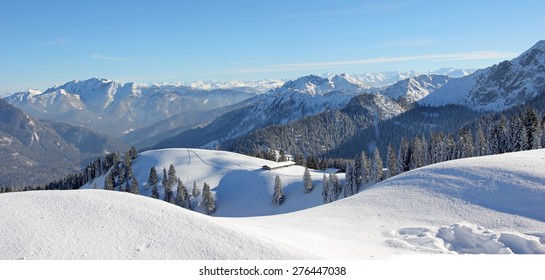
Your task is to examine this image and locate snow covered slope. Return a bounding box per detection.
[421,40,545,111]
[82,148,336,217]
[1,149,545,259]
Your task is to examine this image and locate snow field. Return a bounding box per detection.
[3,148,545,259]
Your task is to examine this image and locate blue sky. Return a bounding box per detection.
[1,0,544,93]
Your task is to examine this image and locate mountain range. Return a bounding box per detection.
[2,40,545,186]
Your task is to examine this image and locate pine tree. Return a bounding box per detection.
[151,184,159,199]
[272,175,284,205]
[398,137,411,173]
[162,167,174,203]
[192,180,200,198]
[344,163,354,197]
[147,167,158,191]
[329,173,341,201]
[321,174,329,203]
[294,153,304,166]
[202,182,216,215]
[167,164,177,188]
[302,167,313,194]
[104,172,114,191]
[130,177,139,195]
[371,147,383,183]
[279,149,287,162]
[475,123,487,156]
[387,143,398,178]
[524,108,542,150]
[176,178,191,209]
[128,146,138,160]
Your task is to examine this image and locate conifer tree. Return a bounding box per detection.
[302,167,313,194]
[475,123,488,156]
[192,180,200,198]
[167,164,177,188]
[387,143,398,178]
[329,173,341,201]
[321,174,329,203]
[398,137,411,173]
[128,146,138,160]
[151,184,159,199]
[344,163,354,198]
[176,178,191,209]
[279,149,287,162]
[147,167,158,191]
[104,172,114,191]
[525,108,542,150]
[371,147,383,183]
[272,175,284,205]
[202,182,216,215]
[130,177,139,195]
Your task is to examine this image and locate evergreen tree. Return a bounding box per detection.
[321,174,329,203]
[176,178,191,209]
[294,153,304,166]
[371,147,383,183]
[128,146,138,160]
[167,164,177,188]
[162,167,174,203]
[147,167,158,191]
[302,167,313,194]
[329,173,341,201]
[410,136,423,169]
[192,180,200,198]
[202,182,216,215]
[130,177,139,195]
[272,175,285,205]
[104,172,114,191]
[398,137,411,173]
[524,108,542,150]
[279,149,287,162]
[509,115,527,152]
[344,163,354,197]
[475,123,487,156]
[387,144,398,178]
[151,184,159,199]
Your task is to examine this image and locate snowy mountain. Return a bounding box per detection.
[0,98,127,186]
[227,93,407,156]
[340,69,473,88]
[2,148,545,259]
[381,74,450,103]
[421,40,545,111]
[153,74,368,149]
[5,78,257,137]
[186,79,284,93]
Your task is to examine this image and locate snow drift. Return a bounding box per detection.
[1,149,545,259]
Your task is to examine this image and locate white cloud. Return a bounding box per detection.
[90,53,131,62]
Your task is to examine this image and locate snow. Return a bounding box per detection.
[2,149,545,259]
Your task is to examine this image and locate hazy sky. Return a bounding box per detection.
[1,0,544,93]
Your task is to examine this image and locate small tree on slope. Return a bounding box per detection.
[176,178,191,209]
[302,167,313,194]
[321,173,329,203]
[202,182,216,215]
[272,175,284,205]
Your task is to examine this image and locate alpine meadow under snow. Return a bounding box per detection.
[1,149,545,259]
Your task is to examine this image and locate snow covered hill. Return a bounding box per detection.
[2,149,544,259]
[83,148,335,217]
[421,40,545,111]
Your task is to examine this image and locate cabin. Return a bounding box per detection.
[262,161,296,170]
[323,168,342,174]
